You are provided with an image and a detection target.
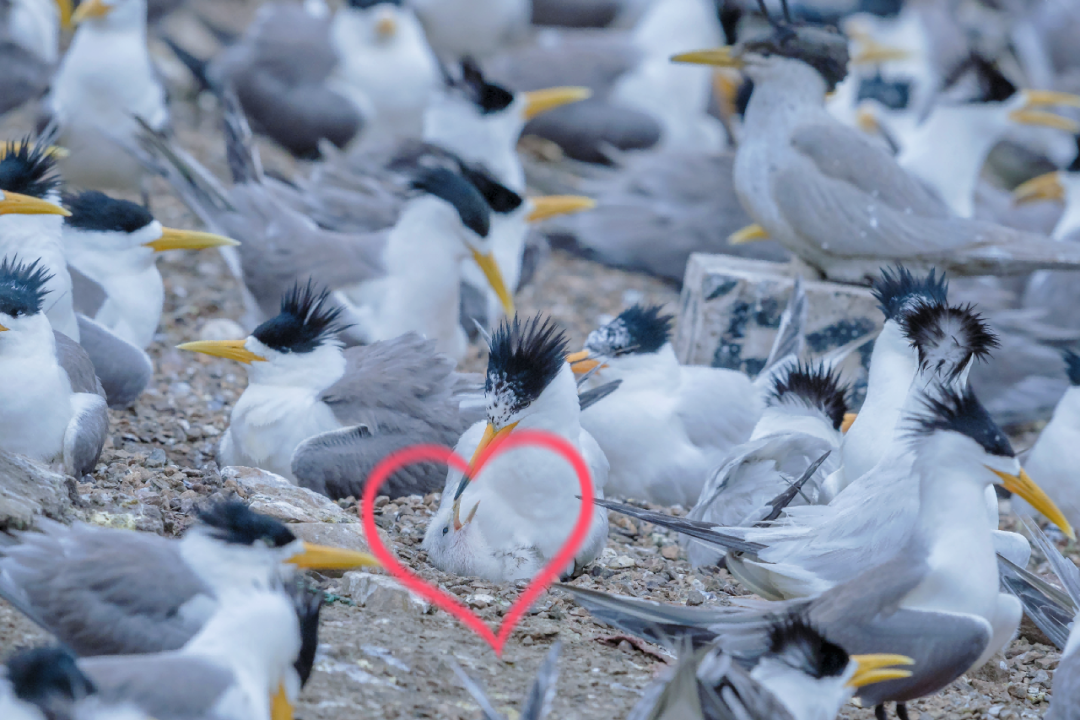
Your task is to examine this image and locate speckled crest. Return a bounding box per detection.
[741,24,851,91]
[485,315,568,425]
[872,266,948,321]
[585,305,674,357]
[902,302,998,382]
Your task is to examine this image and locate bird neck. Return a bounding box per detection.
[744,60,829,130]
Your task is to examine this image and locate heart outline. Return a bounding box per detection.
[359,429,595,657]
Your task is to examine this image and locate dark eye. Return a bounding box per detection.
[442,526,449,535]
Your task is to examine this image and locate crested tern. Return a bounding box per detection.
[179,281,480,497]
[423,315,610,581]
[46,0,168,194]
[62,190,238,349]
[567,384,1072,717]
[674,21,1080,282]
[0,256,107,479]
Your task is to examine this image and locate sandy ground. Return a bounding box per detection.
[0,2,1074,718]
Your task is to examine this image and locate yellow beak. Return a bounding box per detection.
[286,542,379,570]
[1013,171,1065,205]
[671,47,744,69]
[523,87,592,120]
[270,683,293,720]
[526,196,596,223]
[841,412,858,434]
[712,70,741,119]
[375,13,397,38]
[991,467,1076,540]
[728,223,770,245]
[0,324,8,332]
[1008,109,1080,133]
[56,0,74,29]
[1022,90,1080,109]
[567,349,603,375]
[469,248,515,318]
[144,227,240,253]
[177,339,266,364]
[0,191,70,217]
[72,0,113,23]
[851,42,913,66]
[452,421,519,530]
[847,654,915,688]
[856,106,881,135]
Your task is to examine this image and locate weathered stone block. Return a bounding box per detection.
[675,255,882,406]
[222,466,352,524]
[344,571,430,614]
[0,452,73,531]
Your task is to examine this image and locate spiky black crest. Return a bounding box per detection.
[872,266,948,321]
[486,315,568,421]
[908,385,1013,457]
[0,256,53,319]
[4,646,96,707]
[459,164,523,214]
[585,304,674,357]
[252,281,349,354]
[741,24,850,91]
[771,361,849,430]
[0,138,62,199]
[766,614,849,679]
[63,191,154,234]
[455,57,515,115]
[1064,349,1080,386]
[196,499,298,548]
[410,166,491,238]
[902,302,998,382]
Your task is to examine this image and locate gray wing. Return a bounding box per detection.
[82,654,232,720]
[524,99,661,164]
[1048,649,1080,720]
[292,335,470,499]
[530,0,623,28]
[54,331,105,398]
[998,554,1074,650]
[64,392,108,478]
[74,316,152,408]
[0,41,50,116]
[485,29,640,96]
[519,641,561,720]
[0,522,210,656]
[68,266,108,319]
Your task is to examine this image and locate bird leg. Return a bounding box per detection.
[875,705,888,720]
[896,703,910,720]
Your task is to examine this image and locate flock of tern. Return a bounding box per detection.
[3,0,1080,718]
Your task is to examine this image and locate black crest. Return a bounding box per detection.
[902,302,998,381]
[486,315,568,416]
[585,304,674,357]
[771,361,849,430]
[1064,349,1080,386]
[741,20,850,91]
[459,164,523,214]
[63,191,154,234]
[908,385,1013,457]
[196,499,298,548]
[0,138,62,199]
[454,57,515,115]
[411,166,491,238]
[766,614,849,679]
[943,53,1017,104]
[4,646,96,707]
[252,281,349,354]
[0,256,52,319]
[872,266,948,321]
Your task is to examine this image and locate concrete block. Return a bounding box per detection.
[675,255,882,406]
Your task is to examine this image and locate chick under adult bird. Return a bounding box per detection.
[46,0,167,194]
[0,256,107,479]
[628,614,913,720]
[673,22,1080,283]
[0,499,376,659]
[567,385,1073,719]
[178,282,479,498]
[423,315,610,581]
[62,191,238,349]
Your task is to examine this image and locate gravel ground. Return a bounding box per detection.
[0,4,1076,718]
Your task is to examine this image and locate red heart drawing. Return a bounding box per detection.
[359,429,595,657]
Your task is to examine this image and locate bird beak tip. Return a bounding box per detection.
[289,542,380,570]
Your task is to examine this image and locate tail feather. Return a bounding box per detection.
[578,380,621,412]
[162,36,212,92]
[220,89,263,185]
[998,553,1074,650]
[558,585,724,648]
[1024,516,1080,606]
[592,498,765,555]
[755,450,831,525]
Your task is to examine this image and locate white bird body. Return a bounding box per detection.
[0,210,78,340]
[218,339,346,481]
[329,2,439,145]
[1015,384,1080,532]
[48,0,167,192]
[580,344,760,506]
[9,0,61,62]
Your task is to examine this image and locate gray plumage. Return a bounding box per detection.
[0,0,51,117]
[68,266,108,319]
[292,333,482,500]
[450,641,561,720]
[531,0,624,28]
[0,520,210,657]
[80,654,232,720]
[52,331,108,478]
[75,315,153,409]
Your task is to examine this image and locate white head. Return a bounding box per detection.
[569,304,675,378]
[338,0,416,45]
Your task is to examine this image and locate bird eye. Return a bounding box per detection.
[442,526,449,535]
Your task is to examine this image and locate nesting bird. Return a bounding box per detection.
[424,315,610,581]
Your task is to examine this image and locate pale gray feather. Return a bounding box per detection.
[81,654,232,720]
[0,0,51,116]
[54,331,105,398]
[75,315,153,408]
[68,265,108,319]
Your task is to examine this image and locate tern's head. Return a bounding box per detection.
[901,301,998,385]
[459,161,595,231]
[770,362,849,431]
[179,281,349,384]
[0,256,53,345]
[63,191,237,270]
[182,499,377,592]
[71,0,146,29]
[0,139,63,205]
[908,385,1075,538]
[569,304,674,375]
[342,0,409,43]
[751,614,913,720]
[871,266,949,323]
[2,646,96,720]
